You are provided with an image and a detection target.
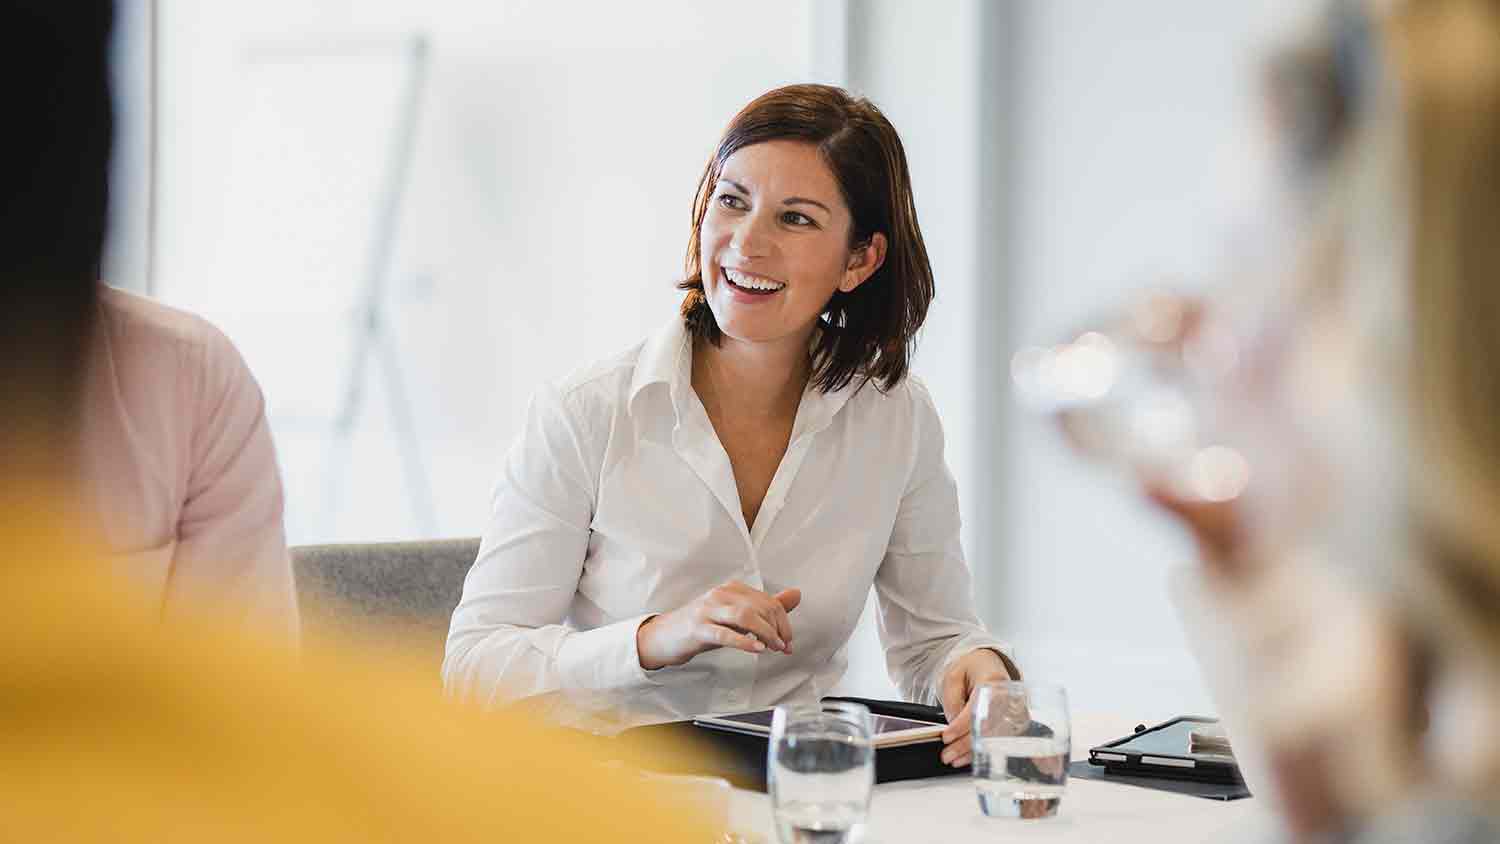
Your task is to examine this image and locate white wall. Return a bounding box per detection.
[154,1,817,543]
[832,0,988,702]
[849,1,985,599]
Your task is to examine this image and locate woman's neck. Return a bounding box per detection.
[692,330,813,420]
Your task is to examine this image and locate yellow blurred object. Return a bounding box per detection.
[0,508,716,842]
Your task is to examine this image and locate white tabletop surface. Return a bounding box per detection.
[727,711,1279,843]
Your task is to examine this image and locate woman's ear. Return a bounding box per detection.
[840,232,888,293]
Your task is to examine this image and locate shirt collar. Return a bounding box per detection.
[792,360,861,440]
[628,319,693,415]
[627,318,864,434]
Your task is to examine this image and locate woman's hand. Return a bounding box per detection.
[635,581,802,671]
[938,648,1015,767]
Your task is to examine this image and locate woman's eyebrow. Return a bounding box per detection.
[717,178,831,215]
[784,197,832,215]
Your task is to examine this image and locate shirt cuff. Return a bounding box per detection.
[931,634,1018,700]
[554,613,659,692]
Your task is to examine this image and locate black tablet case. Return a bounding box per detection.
[612,696,965,793]
[1067,760,1252,801]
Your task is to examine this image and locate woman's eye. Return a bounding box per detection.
[717,194,747,210]
[781,211,815,227]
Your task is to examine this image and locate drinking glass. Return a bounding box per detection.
[768,701,874,844]
[1009,290,1253,504]
[972,682,1071,819]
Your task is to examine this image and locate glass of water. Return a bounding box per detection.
[972,682,1071,819]
[768,701,874,844]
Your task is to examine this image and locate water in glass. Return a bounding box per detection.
[768,702,874,844]
[972,682,1070,820]
[973,733,1070,818]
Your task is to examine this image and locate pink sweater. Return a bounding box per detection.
[80,286,299,641]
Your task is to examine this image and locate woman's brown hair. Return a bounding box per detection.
[678,84,934,394]
[1386,0,1500,660]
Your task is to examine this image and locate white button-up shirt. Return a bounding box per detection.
[444,320,1006,728]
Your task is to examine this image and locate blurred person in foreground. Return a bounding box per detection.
[0,4,711,840]
[1140,0,1500,840]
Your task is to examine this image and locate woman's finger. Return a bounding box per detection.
[715,584,795,652]
[699,624,765,655]
[773,588,802,612]
[942,696,975,745]
[940,667,968,724]
[746,591,795,652]
[768,600,794,652]
[708,602,784,651]
[941,735,972,767]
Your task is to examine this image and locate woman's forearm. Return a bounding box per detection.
[442,613,662,704]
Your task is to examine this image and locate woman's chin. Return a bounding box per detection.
[706,298,823,349]
[707,306,775,343]
[716,323,779,345]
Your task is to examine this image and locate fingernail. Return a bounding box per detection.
[753,640,765,651]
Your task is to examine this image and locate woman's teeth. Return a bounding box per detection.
[724,267,785,293]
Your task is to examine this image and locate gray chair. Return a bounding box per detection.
[291,537,480,656]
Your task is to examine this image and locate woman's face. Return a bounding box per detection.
[698,140,884,348]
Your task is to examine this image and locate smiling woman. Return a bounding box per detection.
[445,84,1014,768]
[680,84,933,395]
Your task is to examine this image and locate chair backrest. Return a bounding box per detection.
[291,537,480,654]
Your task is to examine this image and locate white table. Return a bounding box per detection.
[727,712,1277,843]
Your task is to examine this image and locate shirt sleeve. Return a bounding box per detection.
[166,323,299,644]
[442,384,663,709]
[873,380,1014,705]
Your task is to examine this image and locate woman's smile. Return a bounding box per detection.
[722,266,786,300]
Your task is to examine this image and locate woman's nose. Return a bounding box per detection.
[729,211,775,258]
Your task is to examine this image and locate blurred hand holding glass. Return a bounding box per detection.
[972,681,1071,819]
[1011,290,1253,504]
[768,701,874,844]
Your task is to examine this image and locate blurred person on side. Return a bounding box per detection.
[0,4,714,840]
[1139,1,1500,840]
[446,84,1014,768]
[80,279,299,641]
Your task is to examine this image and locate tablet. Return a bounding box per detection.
[693,709,946,748]
[1088,716,1243,784]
